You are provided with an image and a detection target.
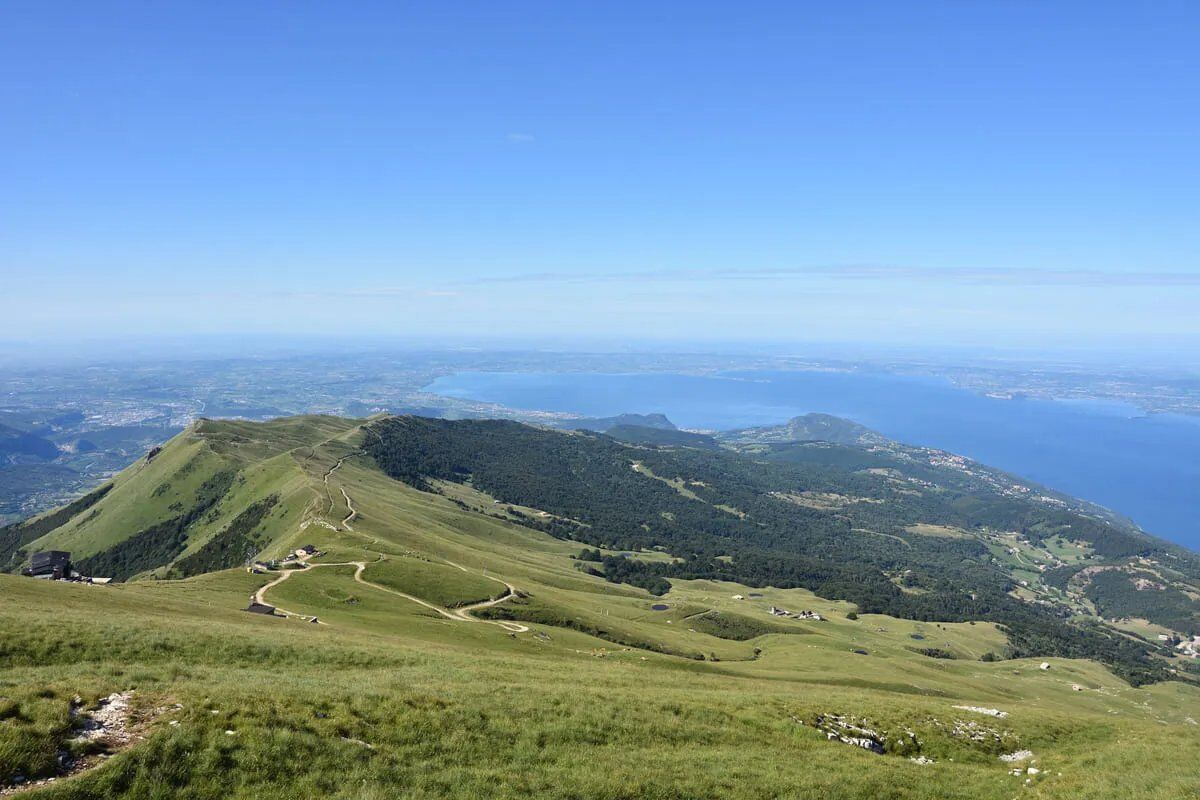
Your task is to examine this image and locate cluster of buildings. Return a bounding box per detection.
[1172,635,1200,659]
[249,544,319,573]
[769,605,824,621]
[730,595,826,621]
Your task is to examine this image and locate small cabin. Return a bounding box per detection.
[245,601,278,616]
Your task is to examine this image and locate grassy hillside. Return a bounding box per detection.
[3,416,364,581]
[3,413,1200,798]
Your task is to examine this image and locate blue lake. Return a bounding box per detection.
[425,369,1200,552]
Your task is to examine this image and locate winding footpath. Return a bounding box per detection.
[349,561,529,633]
[339,488,357,530]
[322,455,356,527]
[254,556,528,633]
[258,429,529,633]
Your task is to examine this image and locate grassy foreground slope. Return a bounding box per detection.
[2,415,1199,798]
[2,522,1199,798]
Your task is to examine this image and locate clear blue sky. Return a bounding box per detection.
[3,1,1198,353]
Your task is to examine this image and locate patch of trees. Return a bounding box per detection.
[598,555,671,595]
[1085,570,1200,635]
[171,495,279,578]
[1042,564,1085,590]
[912,647,956,659]
[1001,616,1168,686]
[0,483,113,570]
[603,426,719,449]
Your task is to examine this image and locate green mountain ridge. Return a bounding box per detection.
[3,413,1200,798]
[603,424,721,449]
[7,414,1199,678]
[718,412,889,446]
[560,412,678,432]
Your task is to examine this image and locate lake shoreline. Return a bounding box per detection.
[425,369,1200,552]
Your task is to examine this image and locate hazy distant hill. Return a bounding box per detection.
[718,412,888,446]
[561,412,677,432]
[604,424,720,449]
[0,422,60,461]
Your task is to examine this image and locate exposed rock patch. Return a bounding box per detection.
[1,691,166,796]
[72,692,135,746]
[809,714,921,757]
[952,705,1009,719]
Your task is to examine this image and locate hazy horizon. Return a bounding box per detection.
[4,332,1200,372]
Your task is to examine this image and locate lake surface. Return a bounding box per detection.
[425,370,1200,552]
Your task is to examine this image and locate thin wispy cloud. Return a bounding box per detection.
[461,265,1200,288]
[266,288,461,300]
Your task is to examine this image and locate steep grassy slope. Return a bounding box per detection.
[4,416,365,580]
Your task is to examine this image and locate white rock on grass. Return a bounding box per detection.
[952,705,1009,719]
[71,692,135,746]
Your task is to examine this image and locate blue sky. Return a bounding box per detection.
[2,1,1198,352]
